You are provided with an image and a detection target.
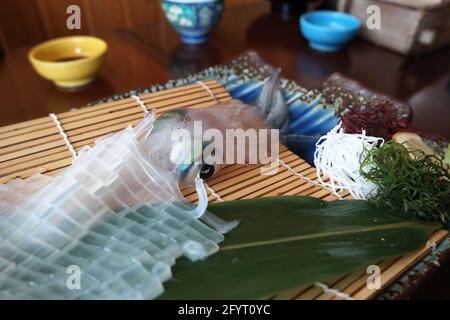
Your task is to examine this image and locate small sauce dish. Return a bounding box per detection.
[28,36,107,88]
[300,11,361,52]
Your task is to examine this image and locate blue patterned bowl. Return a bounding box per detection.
[161,0,224,44]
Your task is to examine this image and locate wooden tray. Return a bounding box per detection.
[0,80,447,300]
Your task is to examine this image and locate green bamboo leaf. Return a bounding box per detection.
[160,196,440,299]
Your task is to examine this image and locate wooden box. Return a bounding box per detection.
[339,0,450,55]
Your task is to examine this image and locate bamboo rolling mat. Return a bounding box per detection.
[0,79,447,300]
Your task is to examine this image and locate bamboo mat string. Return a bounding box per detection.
[131,95,149,114]
[426,240,441,266]
[49,113,78,159]
[204,182,224,202]
[277,159,343,199]
[314,282,354,300]
[197,81,218,103]
[427,240,437,252]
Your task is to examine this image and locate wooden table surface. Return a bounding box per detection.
[0,2,449,298]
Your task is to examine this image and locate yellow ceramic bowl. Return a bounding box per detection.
[28,36,107,88]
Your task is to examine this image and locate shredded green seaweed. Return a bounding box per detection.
[360,142,450,224]
[445,144,450,166]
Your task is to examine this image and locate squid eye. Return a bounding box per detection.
[199,164,215,179]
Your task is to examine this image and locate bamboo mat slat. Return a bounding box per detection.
[0,79,447,300]
[0,80,230,183]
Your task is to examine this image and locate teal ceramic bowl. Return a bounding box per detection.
[161,0,224,44]
[300,11,361,52]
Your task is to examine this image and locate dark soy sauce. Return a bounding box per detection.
[52,56,88,62]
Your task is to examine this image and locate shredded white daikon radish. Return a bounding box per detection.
[313,123,384,199]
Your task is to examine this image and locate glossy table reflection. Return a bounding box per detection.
[0,2,449,299]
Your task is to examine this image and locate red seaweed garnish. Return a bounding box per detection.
[341,101,403,140]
